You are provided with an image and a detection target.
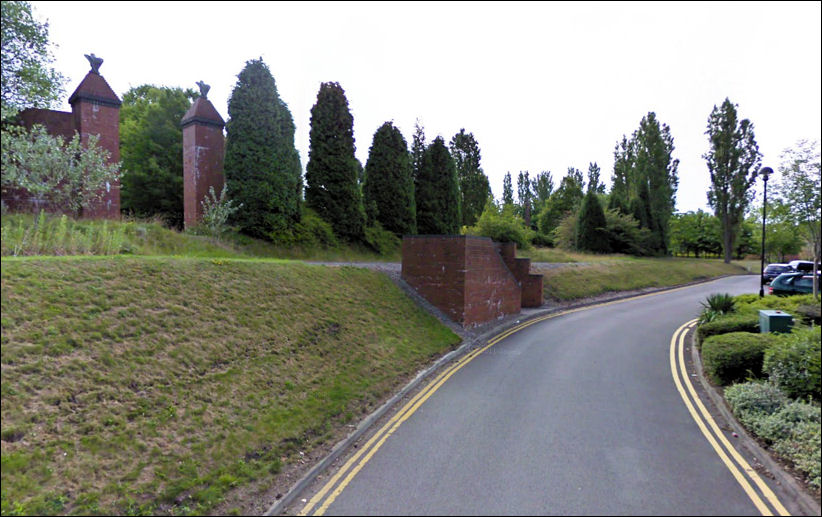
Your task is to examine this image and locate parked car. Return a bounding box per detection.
[762,263,791,284]
[787,260,815,273]
[769,272,815,296]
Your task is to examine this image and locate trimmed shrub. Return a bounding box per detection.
[795,303,821,325]
[725,381,787,416]
[702,332,777,385]
[763,326,821,401]
[773,420,821,490]
[697,314,759,348]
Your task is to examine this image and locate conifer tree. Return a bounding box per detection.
[305,81,365,241]
[576,188,610,252]
[224,58,302,239]
[449,128,490,227]
[363,121,416,235]
[416,136,460,234]
[608,113,679,254]
[517,171,533,227]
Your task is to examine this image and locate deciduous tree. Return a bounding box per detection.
[704,98,761,263]
[119,85,197,228]
[1,1,65,119]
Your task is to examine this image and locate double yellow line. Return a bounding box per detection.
[298,307,583,515]
[669,320,790,516]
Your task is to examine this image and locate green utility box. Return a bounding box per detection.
[759,310,793,334]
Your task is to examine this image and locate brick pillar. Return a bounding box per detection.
[68,70,121,219]
[181,96,225,229]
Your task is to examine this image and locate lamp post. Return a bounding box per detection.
[759,166,772,297]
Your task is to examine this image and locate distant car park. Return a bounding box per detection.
[769,272,815,296]
[762,263,790,284]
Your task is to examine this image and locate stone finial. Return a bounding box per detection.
[196,81,210,99]
[85,53,103,74]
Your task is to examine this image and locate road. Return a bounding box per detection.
[295,275,796,516]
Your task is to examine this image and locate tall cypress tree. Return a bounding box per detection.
[224,58,302,240]
[416,136,460,234]
[305,82,365,241]
[411,119,426,183]
[704,98,761,263]
[449,128,490,227]
[362,121,416,235]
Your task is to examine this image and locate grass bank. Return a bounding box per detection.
[0,257,459,515]
[0,213,399,262]
[534,256,750,301]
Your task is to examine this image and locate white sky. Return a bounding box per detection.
[30,1,822,213]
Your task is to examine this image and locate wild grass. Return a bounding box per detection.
[0,257,460,515]
[518,247,635,263]
[0,213,400,262]
[534,257,749,301]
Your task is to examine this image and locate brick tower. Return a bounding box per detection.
[68,53,121,218]
[181,81,225,229]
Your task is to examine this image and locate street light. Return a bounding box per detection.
[759,166,773,297]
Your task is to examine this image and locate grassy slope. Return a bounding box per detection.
[534,257,750,301]
[0,257,459,515]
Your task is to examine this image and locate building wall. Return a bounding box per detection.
[182,122,225,229]
[73,101,120,218]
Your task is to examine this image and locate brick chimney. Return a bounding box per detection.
[68,59,121,219]
[181,86,225,230]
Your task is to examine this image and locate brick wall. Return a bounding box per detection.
[402,236,543,327]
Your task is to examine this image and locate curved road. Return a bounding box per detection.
[296,276,797,516]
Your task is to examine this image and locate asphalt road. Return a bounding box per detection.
[299,275,790,516]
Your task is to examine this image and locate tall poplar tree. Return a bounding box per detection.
[362,121,416,235]
[416,136,460,234]
[411,119,426,182]
[224,59,302,240]
[305,81,365,241]
[449,128,490,227]
[502,172,514,206]
[704,98,761,263]
[517,171,532,227]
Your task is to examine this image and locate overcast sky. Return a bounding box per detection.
[31,1,821,213]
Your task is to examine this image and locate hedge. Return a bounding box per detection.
[702,332,778,385]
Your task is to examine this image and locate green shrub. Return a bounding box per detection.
[466,201,533,249]
[773,420,821,490]
[699,293,736,323]
[363,223,400,256]
[697,314,759,348]
[725,381,821,490]
[796,303,821,325]
[763,326,821,401]
[702,332,776,385]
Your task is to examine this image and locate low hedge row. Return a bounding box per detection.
[701,332,778,385]
[697,315,759,349]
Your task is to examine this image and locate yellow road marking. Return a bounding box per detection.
[298,278,737,515]
[669,320,789,516]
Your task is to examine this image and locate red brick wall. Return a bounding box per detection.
[402,236,468,323]
[182,122,225,229]
[496,242,544,307]
[401,236,540,327]
[463,237,521,325]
